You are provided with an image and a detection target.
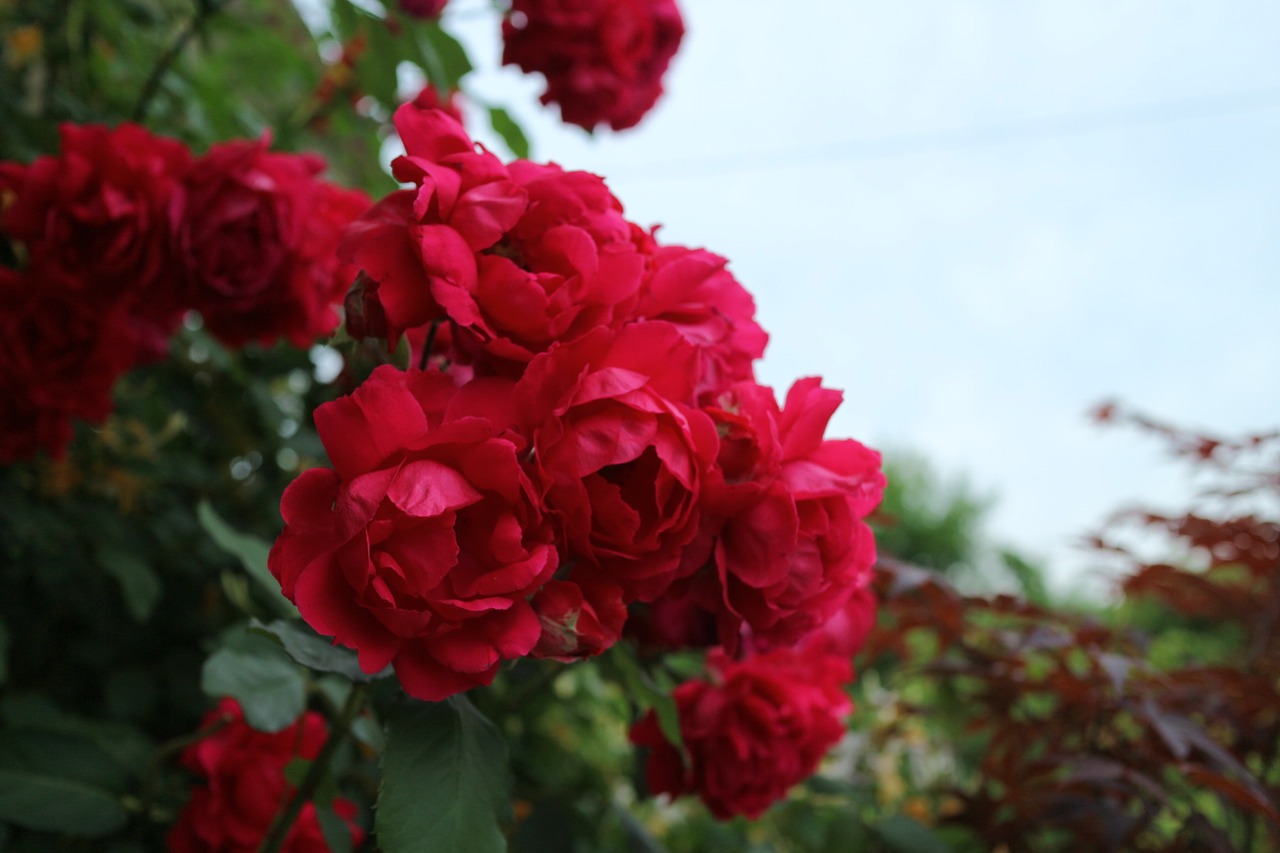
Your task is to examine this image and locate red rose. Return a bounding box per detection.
[0,266,139,463]
[633,244,768,398]
[339,105,525,348]
[516,322,717,603]
[168,699,364,853]
[171,138,370,348]
[400,0,449,18]
[659,377,885,650]
[341,103,646,372]
[631,648,852,820]
[448,158,645,369]
[502,0,685,131]
[268,365,558,701]
[1,123,191,356]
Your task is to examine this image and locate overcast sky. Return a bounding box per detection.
[437,0,1280,596]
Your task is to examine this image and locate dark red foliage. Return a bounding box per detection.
[869,409,1280,852]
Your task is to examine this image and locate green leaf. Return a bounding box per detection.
[415,21,472,92]
[487,106,530,159]
[201,626,307,732]
[197,501,297,618]
[0,723,135,837]
[0,768,128,837]
[250,619,388,682]
[315,798,355,853]
[0,695,154,781]
[873,815,954,853]
[96,543,161,622]
[357,17,405,107]
[377,696,510,853]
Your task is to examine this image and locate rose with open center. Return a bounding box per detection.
[269,365,557,701]
[516,321,717,606]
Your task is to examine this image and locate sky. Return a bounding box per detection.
[436,0,1280,597]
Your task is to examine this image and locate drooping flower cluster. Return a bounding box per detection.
[269,100,884,817]
[0,123,369,463]
[168,699,365,853]
[502,0,685,131]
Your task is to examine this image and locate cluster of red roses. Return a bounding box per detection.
[169,699,364,853]
[269,100,884,818]
[0,123,369,464]
[400,0,684,132]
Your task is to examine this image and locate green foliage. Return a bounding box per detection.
[377,696,512,853]
[198,500,297,618]
[201,625,307,732]
[875,452,990,575]
[489,104,532,158]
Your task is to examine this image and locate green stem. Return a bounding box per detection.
[130,0,224,122]
[257,683,370,853]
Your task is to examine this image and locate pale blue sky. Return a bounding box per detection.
[438,0,1280,595]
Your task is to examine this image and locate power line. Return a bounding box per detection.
[603,86,1280,180]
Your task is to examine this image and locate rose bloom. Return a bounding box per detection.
[269,364,558,701]
[338,104,525,348]
[450,158,646,369]
[340,102,647,373]
[631,647,852,820]
[171,138,370,348]
[632,243,768,399]
[652,377,885,651]
[0,122,191,356]
[502,0,685,132]
[169,699,364,853]
[0,265,139,463]
[516,321,717,605]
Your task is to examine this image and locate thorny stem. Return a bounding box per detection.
[257,684,370,853]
